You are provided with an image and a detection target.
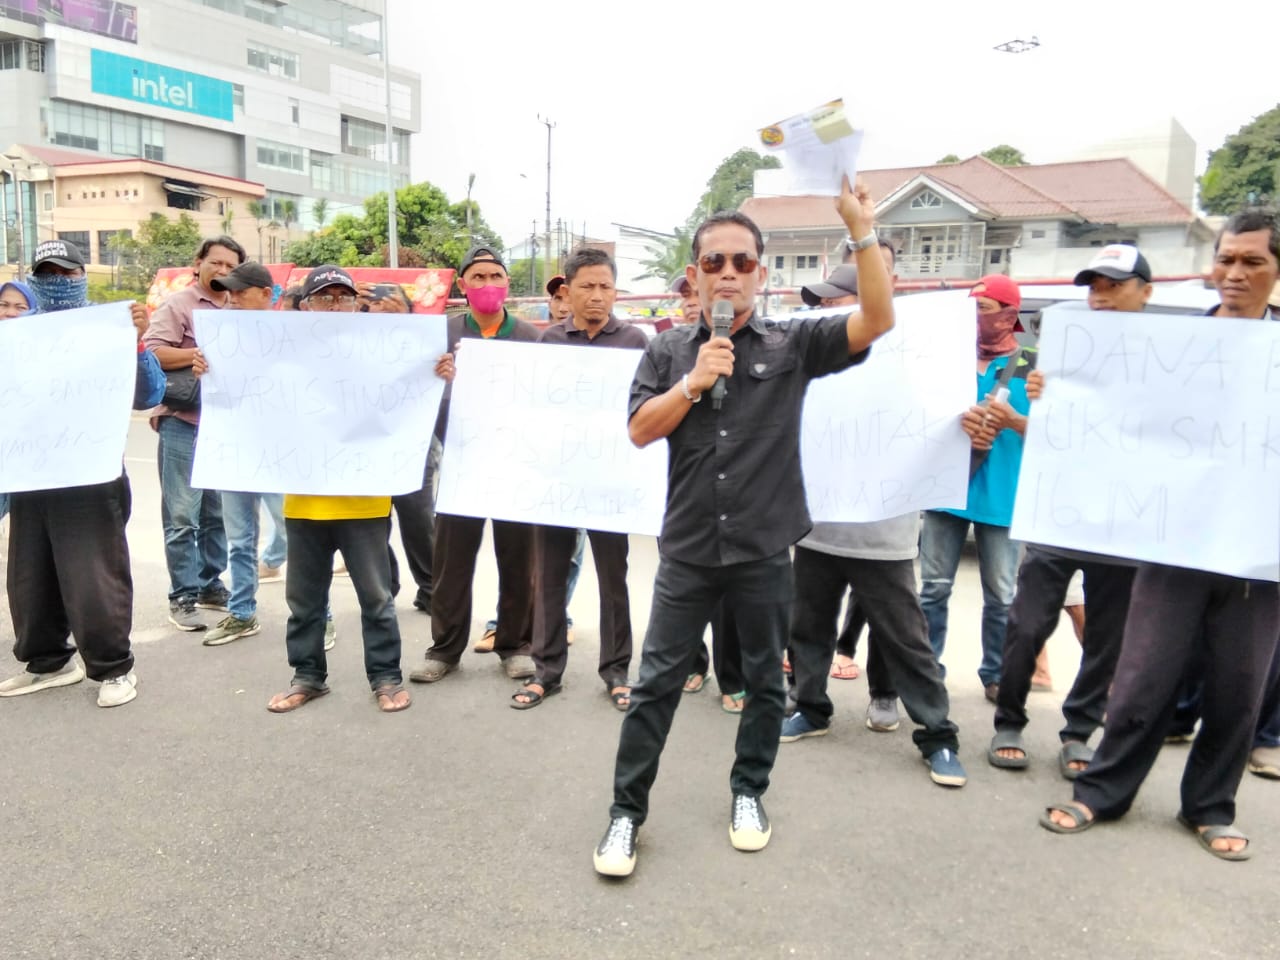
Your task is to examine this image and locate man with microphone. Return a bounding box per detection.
[593,177,895,878]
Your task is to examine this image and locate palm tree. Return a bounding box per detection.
[636,226,693,285]
[246,199,266,260]
[220,204,234,234]
[279,199,298,237]
[311,197,329,230]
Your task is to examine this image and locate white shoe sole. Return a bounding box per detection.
[202,624,262,647]
[168,614,206,632]
[0,664,86,697]
[866,717,900,732]
[779,726,829,743]
[729,825,771,852]
[592,851,636,877]
[98,673,138,708]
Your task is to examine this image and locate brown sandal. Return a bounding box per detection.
[267,684,330,713]
[374,684,412,713]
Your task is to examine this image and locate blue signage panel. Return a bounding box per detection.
[90,49,234,122]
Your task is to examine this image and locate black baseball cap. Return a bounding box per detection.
[459,245,506,278]
[546,275,566,296]
[1073,244,1152,285]
[32,238,85,272]
[301,264,357,298]
[211,261,274,292]
[801,265,859,306]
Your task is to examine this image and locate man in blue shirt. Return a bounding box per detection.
[919,275,1032,703]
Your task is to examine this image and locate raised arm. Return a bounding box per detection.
[834,176,894,354]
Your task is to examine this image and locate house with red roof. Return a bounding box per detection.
[742,154,1215,287]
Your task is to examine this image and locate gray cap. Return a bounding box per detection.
[801,265,858,306]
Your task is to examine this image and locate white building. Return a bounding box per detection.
[0,0,419,268]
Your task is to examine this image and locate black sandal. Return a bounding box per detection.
[511,679,561,710]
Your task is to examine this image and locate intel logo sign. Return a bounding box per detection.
[90,50,234,122]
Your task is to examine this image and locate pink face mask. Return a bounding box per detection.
[464,284,508,314]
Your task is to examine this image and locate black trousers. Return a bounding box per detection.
[832,597,893,696]
[427,514,533,663]
[391,443,437,610]
[612,551,792,824]
[691,602,745,696]
[1073,564,1280,825]
[7,474,135,681]
[789,547,958,757]
[533,524,632,688]
[994,548,1136,742]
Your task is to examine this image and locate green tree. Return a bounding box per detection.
[982,144,1027,166]
[1199,104,1280,214]
[311,197,329,229]
[936,153,961,164]
[507,256,551,297]
[281,230,362,267]
[691,147,781,221]
[111,212,203,291]
[636,225,692,284]
[279,199,298,235]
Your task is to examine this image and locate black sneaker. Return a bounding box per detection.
[592,816,638,877]
[729,794,771,852]
[168,597,206,632]
[196,583,231,612]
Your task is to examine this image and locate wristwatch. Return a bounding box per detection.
[681,373,701,403]
[845,231,878,253]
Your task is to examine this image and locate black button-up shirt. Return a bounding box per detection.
[629,313,868,566]
[538,315,649,349]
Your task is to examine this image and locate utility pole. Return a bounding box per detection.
[529,219,537,296]
[538,114,554,281]
[380,2,398,267]
[465,172,475,248]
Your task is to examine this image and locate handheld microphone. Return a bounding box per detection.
[710,300,733,410]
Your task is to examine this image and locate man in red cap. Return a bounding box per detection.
[918,274,1033,704]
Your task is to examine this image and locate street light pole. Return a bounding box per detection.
[3,155,27,279]
[466,172,475,248]
[380,2,399,268]
[538,115,554,278]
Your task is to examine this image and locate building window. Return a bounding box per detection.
[264,192,301,223]
[25,40,44,72]
[290,99,300,125]
[257,138,306,173]
[52,100,162,159]
[58,231,90,254]
[799,255,818,270]
[310,151,331,192]
[98,229,131,266]
[0,40,20,70]
[247,41,298,80]
[911,189,943,209]
[243,0,282,26]
[989,249,1002,264]
[42,190,52,211]
[233,83,244,108]
[774,255,784,270]
[1030,229,1046,239]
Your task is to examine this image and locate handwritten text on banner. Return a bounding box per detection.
[436,339,667,535]
[1010,305,1280,581]
[0,303,136,492]
[191,310,447,496]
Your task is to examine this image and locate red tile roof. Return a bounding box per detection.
[741,155,1195,229]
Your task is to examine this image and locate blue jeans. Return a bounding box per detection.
[221,491,261,621]
[157,416,226,601]
[488,527,585,631]
[260,494,287,569]
[919,510,1019,687]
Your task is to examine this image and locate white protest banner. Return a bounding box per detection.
[191,310,447,496]
[436,339,666,535]
[758,98,863,196]
[1011,305,1280,581]
[800,291,975,522]
[0,303,136,492]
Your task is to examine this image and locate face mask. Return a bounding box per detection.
[29,273,89,313]
[976,304,1020,361]
[464,283,508,314]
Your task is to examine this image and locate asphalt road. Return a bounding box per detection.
[0,418,1275,960]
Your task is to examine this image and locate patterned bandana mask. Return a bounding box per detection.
[28,273,89,313]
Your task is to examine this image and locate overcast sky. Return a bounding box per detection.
[389,0,1278,248]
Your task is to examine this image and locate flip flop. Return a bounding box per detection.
[1058,740,1094,780]
[609,686,631,712]
[267,684,330,714]
[1177,813,1251,861]
[988,728,1030,769]
[374,683,412,713]
[722,691,747,715]
[1039,801,1096,834]
[510,679,561,710]
[683,673,707,694]
[830,659,860,680]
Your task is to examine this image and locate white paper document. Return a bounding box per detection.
[758,98,863,197]
[799,291,975,522]
[436,339,667,535]
[0,303,137,492]
[1010,306,1280,581]
[191,310,447,496]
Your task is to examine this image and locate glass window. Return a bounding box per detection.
[25,40,44,71]
[257,138,306,173]
[58,231,90,253]
[911,190,943,209]
[247,41,297,80]
[0,40,20,70]
[98,229,131,266]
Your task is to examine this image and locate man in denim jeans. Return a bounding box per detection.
[919,275,1032,703]
[144,235,247,632]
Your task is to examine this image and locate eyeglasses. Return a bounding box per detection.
[698,252,760,275]
[308,294,357,307]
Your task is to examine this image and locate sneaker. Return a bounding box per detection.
[168,597,206,632]
[97,671,138,708]
[409,659,457,683]
[0,660,85,697]
[473,628,497,653]
[593,816,638,877]
[1249,746,1280,780]
[202,615,261,647]
[258,563,284,584]
[925,748,968,787]
[729,794,771,852]
[866,697,901,732]
[779,712,830,743]
[503,655,536,680]
[195,583,231,612]
[324,619,337,652]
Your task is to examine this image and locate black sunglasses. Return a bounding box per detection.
[698,252,760,275]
